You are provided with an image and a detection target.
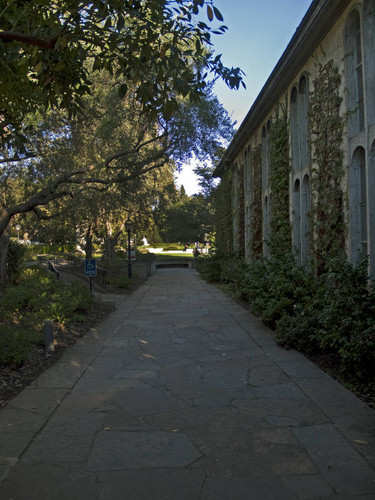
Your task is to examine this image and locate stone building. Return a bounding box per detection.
[215,0,375,277]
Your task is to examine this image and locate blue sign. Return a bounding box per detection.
[84,259,97,277]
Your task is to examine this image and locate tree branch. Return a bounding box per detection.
[0,31,58,49]
[32,206,61,221]
[116,159,167,183]
[105,132,168,168]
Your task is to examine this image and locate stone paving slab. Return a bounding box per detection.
[0,268,375,499]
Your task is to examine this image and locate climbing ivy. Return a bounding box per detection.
[309,60,346,274]
[269,105,292,257]
[214,168,233,256]
[238,164,245,257]
[250,144,263,258]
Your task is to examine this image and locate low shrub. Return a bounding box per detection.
[0,323,42,368]
[275,307,323,354]
[0,266,94,367]
[6,240,27,281]
[0,267,93,329]
[196,254,226,283]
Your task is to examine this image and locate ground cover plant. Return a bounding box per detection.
[0,266,93,368]
[196,253,375,406]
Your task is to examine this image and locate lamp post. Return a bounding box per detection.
[15,224,21,241]
[125,218,133,279]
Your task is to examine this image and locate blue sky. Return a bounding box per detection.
[175,0,313,194]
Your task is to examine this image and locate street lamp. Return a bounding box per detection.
[15,224,21,241]
[125,218,133,278]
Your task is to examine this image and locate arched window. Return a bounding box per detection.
[292,179,301,259]
[363,0,375,126]
[291,78,309,173]
[345,9,365,136]
[298,76,309,168]
[290,87,299,172]
[350,147,367,263]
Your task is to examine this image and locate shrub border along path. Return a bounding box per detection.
[0,300,115,408]
[0,260,145,409]
[215,282,375,410]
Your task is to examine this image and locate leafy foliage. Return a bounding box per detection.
[250,145,263,258]
[168,87,235,169]
[213,169,233,256]
[0,0,244,148]
[1,267,93,328]
[156,190,214,243]
[0,324,42,368]
[6,240,27,280]
[269,106,292,257]
[308,60,346,273]
[0,267,94,367]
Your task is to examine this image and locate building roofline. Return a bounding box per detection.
[214,0,352,177]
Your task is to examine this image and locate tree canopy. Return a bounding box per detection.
[0,0,244,150]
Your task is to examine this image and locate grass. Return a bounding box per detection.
[153,253,194,259]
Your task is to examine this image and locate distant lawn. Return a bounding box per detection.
[152,252,194,259]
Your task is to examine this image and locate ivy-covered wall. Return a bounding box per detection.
[269,105,292,258]
[238,164,245,256]
[214,1,375,276]
[250,144,263,258]
[215,59,346,271]
[309,60,346,274]
[214,168,233,256]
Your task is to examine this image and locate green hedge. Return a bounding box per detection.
[196,254,375,378]
[25,243,76,255]
[161,243,187,251]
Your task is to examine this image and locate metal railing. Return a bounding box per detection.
[93,266,106,290]
[45,258,60,279]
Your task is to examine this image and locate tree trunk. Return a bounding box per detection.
[103,220,116,260]
[0,224,11,285]
[103,219,125,261]
[103,238,115,260]
[84,225,94,259]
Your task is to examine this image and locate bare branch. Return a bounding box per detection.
[116,159,167,183]
[105,132,169,168]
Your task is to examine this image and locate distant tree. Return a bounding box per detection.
[179,185,189,200]
[156,191,214,243]
[194,163,218,197]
